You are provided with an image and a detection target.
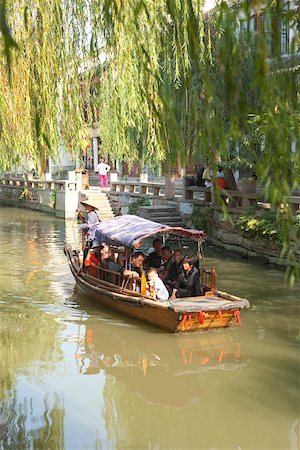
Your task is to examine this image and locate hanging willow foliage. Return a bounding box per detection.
[0,0,90,172]
[0,0,299,279]
[91,0,300,279]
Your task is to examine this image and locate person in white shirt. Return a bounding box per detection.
[96,157,110,188]
[147,268,169,301]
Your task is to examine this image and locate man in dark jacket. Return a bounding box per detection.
[145,238,162,268]
[170,256,202,299]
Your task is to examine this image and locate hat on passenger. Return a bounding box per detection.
[80,201,98,210]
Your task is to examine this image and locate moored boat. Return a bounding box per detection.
[64,215,250,333]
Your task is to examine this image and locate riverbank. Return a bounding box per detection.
[1,175,299,269]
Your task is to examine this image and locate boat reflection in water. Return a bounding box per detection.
[71,291,248,407]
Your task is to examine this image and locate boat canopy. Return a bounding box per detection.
[90,215,206,248]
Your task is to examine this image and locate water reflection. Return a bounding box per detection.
[72,292,247,407]
[1,393,65,450]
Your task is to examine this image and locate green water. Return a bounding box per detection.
[0,207,299,450]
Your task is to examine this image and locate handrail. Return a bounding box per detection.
[110,179,300,213]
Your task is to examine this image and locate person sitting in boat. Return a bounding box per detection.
[84,243,102,276]
[147,268,169,301]
[107,251,121,272]
[159,246,173,280]
[170,256,202,299]
[145,238,162,269]
[121,252,146,293]
[164,249,183,292]
[121,252,145,279]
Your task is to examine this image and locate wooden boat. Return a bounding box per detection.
[64,215,250,333]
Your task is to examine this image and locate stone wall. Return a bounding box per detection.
[181,206,300,266]
[0,182,79,219]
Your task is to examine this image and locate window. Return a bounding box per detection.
[250,2,291,56]
[280,2,290,54]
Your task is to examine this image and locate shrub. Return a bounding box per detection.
[237,209,286,243]
[128,197,150,215]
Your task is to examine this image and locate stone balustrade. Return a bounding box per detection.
[110,179,300,216]
[110,180,165,198]
[1,175,299,219]
[0,177,77,191]
[0,176,79,218]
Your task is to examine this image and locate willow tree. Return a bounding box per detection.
[0,0,89,173]
[0,0,299,277]
[91,0,299,278]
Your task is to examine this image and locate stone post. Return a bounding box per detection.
[140,172,148,183]
[165,174,175,200]
[93,137,98,171]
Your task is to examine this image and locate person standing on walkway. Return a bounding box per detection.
[96,157,110,189]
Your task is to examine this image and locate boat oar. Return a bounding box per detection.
[72,213,79,250]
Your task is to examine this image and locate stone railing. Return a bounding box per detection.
[110,178,300,216]
[110,180,166,198]
[183,182,300,214]
[0,176,79,218]
[0,177,77,191]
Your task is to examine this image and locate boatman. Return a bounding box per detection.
[76,201,101,259]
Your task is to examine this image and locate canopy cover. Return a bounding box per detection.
[89,215,206,248]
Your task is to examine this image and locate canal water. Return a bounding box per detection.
[0,207,299,450]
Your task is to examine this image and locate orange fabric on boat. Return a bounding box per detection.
[181,313,188,331]
[198,312,204,324]
[218,309,223,323]
[140,269,147,296]
[233,310,241,325]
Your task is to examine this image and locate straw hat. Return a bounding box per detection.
[80,201,98,210]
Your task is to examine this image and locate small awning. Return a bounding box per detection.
[90,215,206,248]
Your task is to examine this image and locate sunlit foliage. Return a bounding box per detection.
[0,0,89,172]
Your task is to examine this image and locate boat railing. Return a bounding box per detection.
[87,260,217,296]
[200,267,217,291]
[86,263,145,294]
[88,265,123,287]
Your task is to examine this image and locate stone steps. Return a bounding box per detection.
[79,190,115,221]
[137,205,185,227]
